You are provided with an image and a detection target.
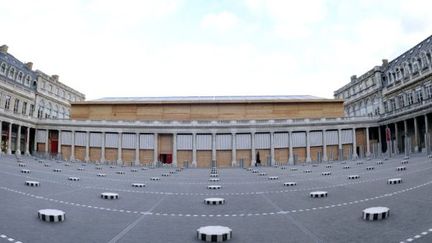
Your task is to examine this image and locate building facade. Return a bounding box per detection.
[0,45,84,154]
[0,36,431,168]
[334,35,432,156]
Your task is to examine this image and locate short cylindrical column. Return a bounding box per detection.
[16,125,21,155]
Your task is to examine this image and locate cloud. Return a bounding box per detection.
[201,11,240,33]
[243,0,328,39]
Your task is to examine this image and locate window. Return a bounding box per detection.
[389,99,396,111]
[8,67,15,79]
[0,63,6,74]
[407,92,414,105]
[13,99,19,113]
[425,85,432,99]
[415,89,423,103]
[29,104,34,117]
[25,76,31,86]
[22,102,27,115]
[17,72,23,83]
[398,95,405,108]
[383,101,388,113]
[4,95,11,110]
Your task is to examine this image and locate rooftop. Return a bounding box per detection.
[78,95,340,105]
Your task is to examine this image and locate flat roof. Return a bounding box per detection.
[73,95,342,105]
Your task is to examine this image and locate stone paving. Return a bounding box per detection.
[0,154,431,243]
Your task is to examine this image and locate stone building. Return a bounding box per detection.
[0,35,431,167]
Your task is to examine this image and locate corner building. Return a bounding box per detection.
[1,35,432,168]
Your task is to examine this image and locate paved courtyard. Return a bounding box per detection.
[0,154,431,243]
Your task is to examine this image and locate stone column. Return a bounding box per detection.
[394,123,399,154]
[7,123,12,155]
[386,124,391,157]
[338,128,342,160]
[231,132,236,166]
[251,132,256,166]
[365,127,370,157]
[101,132,106,163]
[404,120,409,156]
[425,115,430,154]
[16,125,21,155]
[270,131,275,166]
[192,132,197,167]
[57,130,62,157]
[117,132,122,165]
[414,117,419,152]
[211,132,216,166]
[0,121,2,154]
[322,129,328,162]
[85,131,90,162]
[135,132,140,166]
[70,130,75,161]
[288,130,294,165]
[153,133,158,166]
[378,126,382,155]
[352,128,358,159]
[45,129,49,155]
[306,130,311,163]
[25,127,30,155]
[172,133,177,167]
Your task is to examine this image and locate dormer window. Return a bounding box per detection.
[25,76,31,86]
[0,63,6,74]
[8,67,15,79]
[17,72,23,83]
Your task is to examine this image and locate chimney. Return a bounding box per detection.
[350,75,357,82]
[51,74,59,81]
[0,45,8,53]
[382,59,388,66]
[25,62,33,70]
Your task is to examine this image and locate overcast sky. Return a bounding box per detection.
[1,0,431,100]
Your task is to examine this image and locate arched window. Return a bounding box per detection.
[8,67,15,79]
[0,63,6,74]
[25,76,31,86]
[17,72,23,83]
